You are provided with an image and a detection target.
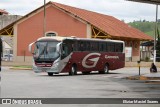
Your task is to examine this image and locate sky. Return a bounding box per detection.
[0,0,160,22]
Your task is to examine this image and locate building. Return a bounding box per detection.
[1,36,13,54]
[0,9,8,15]
[1,37,13,61]
[0,1,153,63]
[0,9,21,59]
[0,15,21,30]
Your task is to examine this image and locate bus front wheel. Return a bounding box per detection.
[48,72,53,76]
[69,65,77,75]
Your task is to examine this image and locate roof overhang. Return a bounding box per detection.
[0,23,15,36]
[127,0,160,5]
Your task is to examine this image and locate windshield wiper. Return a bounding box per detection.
[46,43,52,61]
[37,43,47,60]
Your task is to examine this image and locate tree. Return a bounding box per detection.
[156,28,160,62]
[143,19,146,22]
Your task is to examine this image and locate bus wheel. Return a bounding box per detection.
[103,64,109,74]
[69,65,77,75]
[48,72,53,76]
[99,64,109,74]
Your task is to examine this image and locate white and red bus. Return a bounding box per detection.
[29,36,125,76]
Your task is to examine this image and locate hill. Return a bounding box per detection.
[128,20,160,38]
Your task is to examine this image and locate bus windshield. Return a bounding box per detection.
[34,41,60,61]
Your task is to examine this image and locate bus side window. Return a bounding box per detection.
[62,45,68,58]
[86,42,90,51]
[115,43,123,52]
[78,41,84,51]
[111,43,115,52]
[107,42,115,52]
[61,41,73,59]
[90,42,98,52]
[120,43,123,52]
[106,42,109,52]
[115,43,119,52]
[70,41,76,52]
[95,42,99,52]
[99,42,105,52]
[71,44,74,51]
[82,42,87,51]
[80,42,84,51]
[78,42,81,51]
[90,42,94,51]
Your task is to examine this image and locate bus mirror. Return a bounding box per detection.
[56,43,61,54]
[28,42,35,54]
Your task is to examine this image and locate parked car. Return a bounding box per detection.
[2,54,13,61]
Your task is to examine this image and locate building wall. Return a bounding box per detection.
[15,6,87,59]
[125,40,140,61]
[2,40,12,54]
[0,15,21,29]
[13,5,141,62]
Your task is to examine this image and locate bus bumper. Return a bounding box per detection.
[32,64,60,73]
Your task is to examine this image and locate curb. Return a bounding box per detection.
[126,75,160,80]
[145,80,160,84]
[126,75,160,84]
[10,67,32,70]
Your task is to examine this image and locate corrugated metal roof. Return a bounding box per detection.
[52,2,153,40]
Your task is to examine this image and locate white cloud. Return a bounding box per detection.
[0,0,160,22]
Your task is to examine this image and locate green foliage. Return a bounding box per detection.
[129,20,160,62]
[128,21,160,38]
[156,34,160,58]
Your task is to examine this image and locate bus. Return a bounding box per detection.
[29,36,125,76]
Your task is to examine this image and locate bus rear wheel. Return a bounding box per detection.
[99,64,109,74]
[48,72,53,76]
[69,65,77,75]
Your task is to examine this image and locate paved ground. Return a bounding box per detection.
[0,67,160,107]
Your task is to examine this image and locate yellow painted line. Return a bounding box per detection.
[10,67,32,70]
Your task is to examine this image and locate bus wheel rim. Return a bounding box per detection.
[72,66,75,74]
[105,65,108,73]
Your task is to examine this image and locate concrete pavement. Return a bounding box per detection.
[7,65,160,83]
[1,67,160,107]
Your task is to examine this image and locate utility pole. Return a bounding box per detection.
[0,37,2,71]
[154,5,158,64]
[43,0,46,36]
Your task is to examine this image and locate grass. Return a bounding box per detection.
[145,30,155,37]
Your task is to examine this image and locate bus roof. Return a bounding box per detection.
[37,36,124,43]
[71,38,124,43]
[37,36,66,41]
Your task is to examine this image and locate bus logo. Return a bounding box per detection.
[82,53,101,68]
[105,55,119,59]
